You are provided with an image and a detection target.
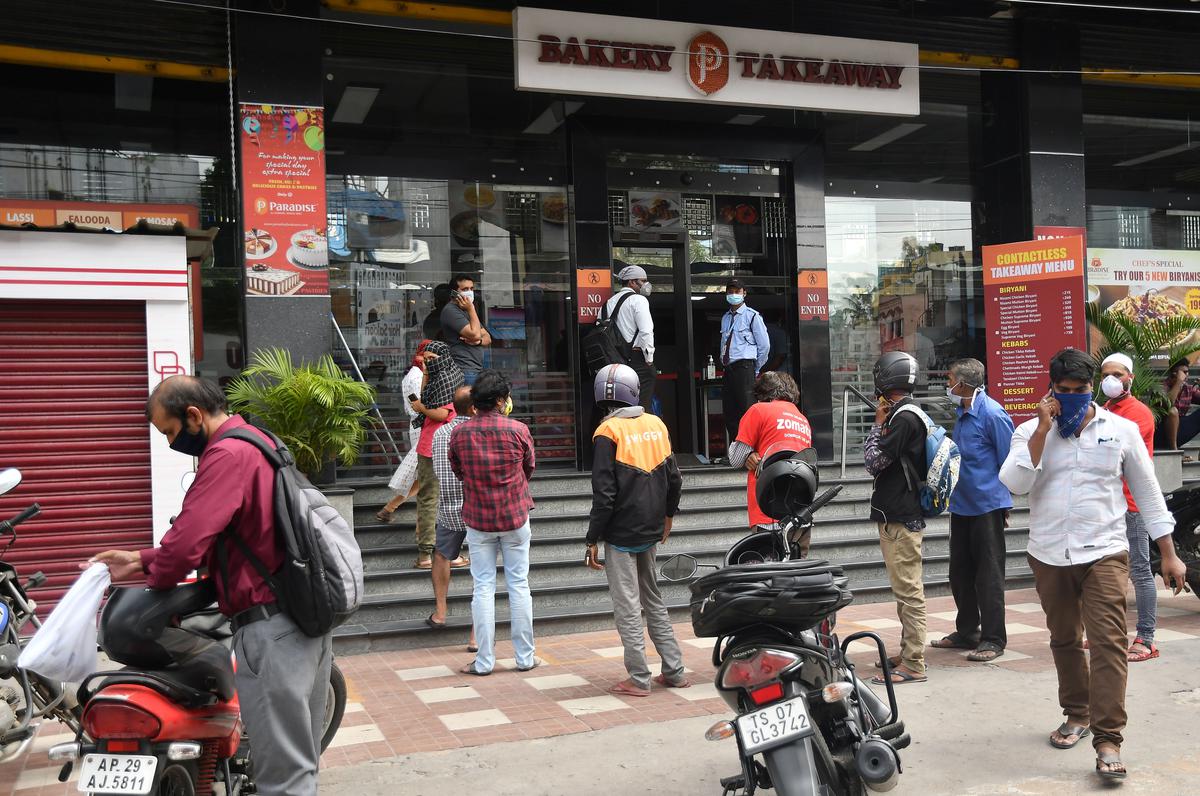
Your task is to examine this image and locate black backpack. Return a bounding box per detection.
[582,292,636,375]
[217,428,364,637]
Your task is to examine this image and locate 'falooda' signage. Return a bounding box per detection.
[515,8,919,116]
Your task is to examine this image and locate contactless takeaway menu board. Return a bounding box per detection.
[982,236,1087,423]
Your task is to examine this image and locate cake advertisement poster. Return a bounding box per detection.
[1087,247,1200,357]
[239,103,328,297]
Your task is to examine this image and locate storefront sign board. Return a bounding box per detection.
[239,103,329,297]
[576,268,612,324]
[1086,247,1200,359]
[0,200,198,230]
[514,8,919,116]
[982,236,1086,422]
[797,270,829,321]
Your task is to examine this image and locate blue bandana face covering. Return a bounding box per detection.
[1054,391,1092,437]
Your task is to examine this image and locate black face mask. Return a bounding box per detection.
[169,419,208,457]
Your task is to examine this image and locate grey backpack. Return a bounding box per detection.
[220,428,364,637]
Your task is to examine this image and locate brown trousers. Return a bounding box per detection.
[878,523,927,674]
[1028,552,1130,749]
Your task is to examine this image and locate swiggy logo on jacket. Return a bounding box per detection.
[596,414,673,474]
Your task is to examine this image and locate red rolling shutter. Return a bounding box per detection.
[0,299,152,615]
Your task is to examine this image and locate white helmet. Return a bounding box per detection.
[594,363,640,407]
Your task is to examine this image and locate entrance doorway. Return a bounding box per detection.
[607,154,795,462]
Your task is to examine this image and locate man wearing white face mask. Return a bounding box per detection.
[604,264,657,409]
[932,358,1014,662]
[1099,352,1160,663]
[719,279,770,441]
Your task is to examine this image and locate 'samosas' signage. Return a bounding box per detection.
[515,7,919,116]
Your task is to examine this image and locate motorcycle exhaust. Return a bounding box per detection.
[855,738,900,792]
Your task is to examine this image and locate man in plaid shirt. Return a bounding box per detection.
[449,370,537,675]
[428,386,476,651]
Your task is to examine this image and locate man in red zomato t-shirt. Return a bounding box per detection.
[727,372,814,553]
[1100,353,1160,663]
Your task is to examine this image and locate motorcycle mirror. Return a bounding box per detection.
[0,469,21,498]
[797,448,818,466]
[661,554,699,582]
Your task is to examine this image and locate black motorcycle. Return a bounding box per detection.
[662,449,908,796]
[1152,482,1200,597]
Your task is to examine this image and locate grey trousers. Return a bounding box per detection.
[233,611,333,796]
[604,544,686,688]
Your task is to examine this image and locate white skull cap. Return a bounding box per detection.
[1101,353,1134,374]
[616,265,648,281]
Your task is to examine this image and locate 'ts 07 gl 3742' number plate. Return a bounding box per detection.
[736,696,814,754]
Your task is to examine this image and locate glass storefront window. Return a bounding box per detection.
[328,174,576,474]
[826,196,978,455]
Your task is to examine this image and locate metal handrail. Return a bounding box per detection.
[330,315,404,465]
[840,385,877,479]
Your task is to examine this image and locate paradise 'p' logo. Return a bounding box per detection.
[687,31,729,96]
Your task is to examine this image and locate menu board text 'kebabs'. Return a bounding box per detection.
[982,235,1087,423]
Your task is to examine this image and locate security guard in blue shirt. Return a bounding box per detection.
[719,279,771,441]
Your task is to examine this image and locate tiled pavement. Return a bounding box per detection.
[4,586,1199,795]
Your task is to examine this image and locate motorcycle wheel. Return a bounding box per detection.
[321,661,348,753]
[153,763,197,796]
[763,726,845,796]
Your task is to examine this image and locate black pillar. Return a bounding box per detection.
[792,136,834,460]
[976,20,1086,245]
[234,0,331,364]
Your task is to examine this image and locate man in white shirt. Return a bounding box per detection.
[1000,347,1187,782]
[603,264,656,409]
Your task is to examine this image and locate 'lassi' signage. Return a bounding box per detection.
[514,8,919,116]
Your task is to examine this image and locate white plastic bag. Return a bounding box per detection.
[17,562,111,683]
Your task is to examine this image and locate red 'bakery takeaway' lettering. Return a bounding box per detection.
[538,36,676,72]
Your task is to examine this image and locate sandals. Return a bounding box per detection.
[414,557,433,570]
[967,643,1004,662]
[460,663,491,677]
[609,679,651,697]
[517,658,544,673]
[375,508,394,523]
[1049,722,1090,749]
[1096,746,1127,780]
[872,655,902,670]
[930,633,977,650]
[425,613,446,629]
[871,668,927,685]
[449,556,471,569]
[1127,638,1159,662]
[653,674,692,689]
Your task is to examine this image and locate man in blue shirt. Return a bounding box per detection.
[719,279,771,442]
[931,358,1015,662]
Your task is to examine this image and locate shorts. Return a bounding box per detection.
[435,521,468,560]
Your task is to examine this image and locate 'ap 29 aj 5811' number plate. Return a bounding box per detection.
[77,754,159,795]
[736,696,814,754]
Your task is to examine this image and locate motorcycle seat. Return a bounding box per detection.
[81,644,236,709]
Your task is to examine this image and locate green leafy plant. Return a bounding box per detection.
[1086,302,1200,418]
[225,348,376,480]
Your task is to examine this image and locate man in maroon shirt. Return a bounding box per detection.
[92,375,331,796]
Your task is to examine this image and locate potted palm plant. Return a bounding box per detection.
[225,348,376,484]
[1086,303,1200,418]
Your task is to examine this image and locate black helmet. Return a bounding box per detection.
[99,580,217,668]
[755,445,819,522]
[873,352,919,396]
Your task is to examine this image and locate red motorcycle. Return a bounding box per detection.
[45,580,345,795]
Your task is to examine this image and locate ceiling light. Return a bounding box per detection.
[332,86,379,124]
[1115,141,1200,167]
[727,114,765,126]
[850,123,926,152]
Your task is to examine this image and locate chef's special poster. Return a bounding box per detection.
[239,103,329,297]
[1087,248,1200,359]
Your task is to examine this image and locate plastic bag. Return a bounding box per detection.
[17,562,111,683]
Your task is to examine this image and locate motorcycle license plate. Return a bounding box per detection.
[736,696,814,754]
[76,754,158,795]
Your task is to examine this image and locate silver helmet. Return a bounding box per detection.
[594,363,640,407]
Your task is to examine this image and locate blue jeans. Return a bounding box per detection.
[466,522,535,672]
[1125,511,1157,644]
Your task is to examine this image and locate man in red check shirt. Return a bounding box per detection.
[91,375,330,796]
[448,370,538,675]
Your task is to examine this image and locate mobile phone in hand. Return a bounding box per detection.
[408,393,420,402]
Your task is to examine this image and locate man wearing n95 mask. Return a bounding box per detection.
[604,264,657,409]
[1099,353,1160,664]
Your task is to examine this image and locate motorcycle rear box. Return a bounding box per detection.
[688,559,854,638]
